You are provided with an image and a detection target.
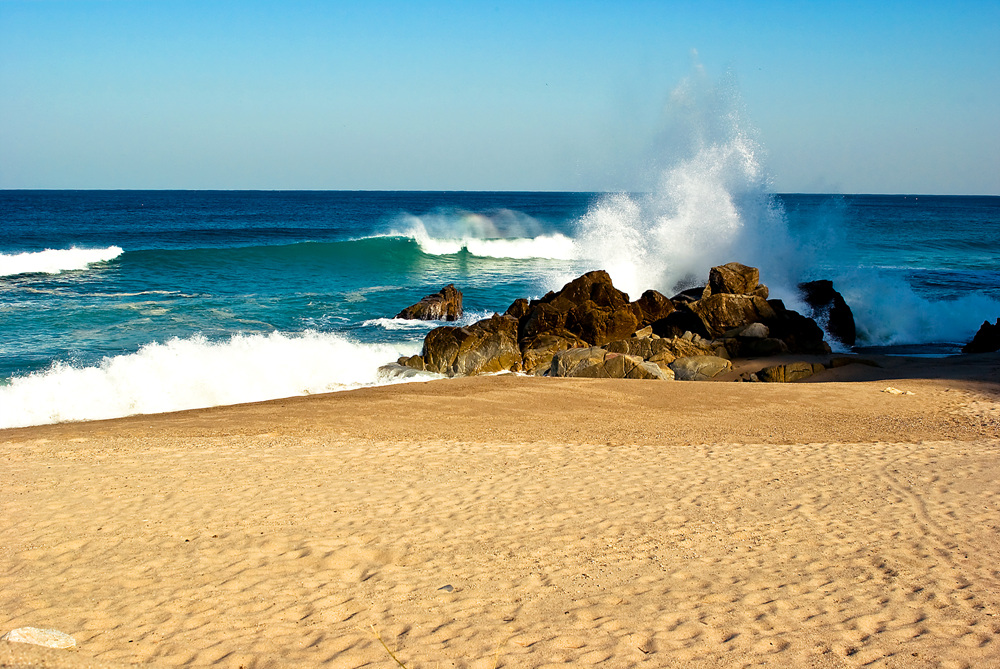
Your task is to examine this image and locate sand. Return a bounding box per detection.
[2,354,999,668]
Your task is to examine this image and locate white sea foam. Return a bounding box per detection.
[385,210,576,260]
[0,246,124,277]
[0,332,427,429]
[362,309,499,331]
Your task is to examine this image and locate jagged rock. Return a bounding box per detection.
[708,262,760,296]
[395,284,464,321]
[504,297,531,321]
[633,289,675,326]
[420,314,521,376]
[1,628,76,650]
[564,300,641,346]
[764,300,831,354]
[799,280,856,347]
[549,347,672,380]
[521,329,588,375]
[669,355,732,381]
[650,308,712,340]
[688,294,776,338]
[755,362,827,383]
[963,318,1000,353]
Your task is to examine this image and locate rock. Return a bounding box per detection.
[420,314,521,376]
[708,262,760,296]
[738,337,789,357]
[564,300,641,346]
[963,318,1000,353]
[669,355,732,381]
[1,628,76,650]
[799,280,856,347]
[650,308,712,340]
[764,300,831,354]
[688,294,776,338]
[670,286,709,304]
[520,330,588,375]
[396,355,426,371]
[504,297,531,321]
[756,362,826,383]
[395,284,464,321]
[548,347,670,380]
[740,322,770,339]
[633,289,675,326]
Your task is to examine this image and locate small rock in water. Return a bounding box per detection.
[1,627,77,649]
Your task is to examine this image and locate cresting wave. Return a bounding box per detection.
[0,246,124,277]
[0,332,426,429]
[386,212,576,260]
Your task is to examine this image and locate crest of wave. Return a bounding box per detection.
[574,68,806,302]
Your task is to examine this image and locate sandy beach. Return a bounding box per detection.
[3,354,999,668]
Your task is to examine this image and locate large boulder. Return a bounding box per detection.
[708,262,764,297]
[755,362,827,383]
[669,356,732,381]
[549,347,671,380]
[395,284,464,321]
[962,318,1000,354]
[419,314,521,376]
[799,280,856,347]
[688,294,776,338]
[650,308,712,339]
[564,300,641,346]
[633,289,675,326]
[521,329,588,375]
[764,300,830,354]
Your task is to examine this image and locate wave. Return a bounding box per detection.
[383,210,576,259]
[0,246,123,277]
[0,332,426,429]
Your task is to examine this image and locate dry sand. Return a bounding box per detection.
[2,354,999,668]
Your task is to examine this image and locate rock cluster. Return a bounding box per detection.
[963,318,1000,354]
[395,284,464,321]
[397,263,855,382]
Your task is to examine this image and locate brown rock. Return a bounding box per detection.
[756,362,827,383]
[688,294,776,338]
[520,330,588,375]
[395,284,464,321]
[421,314,521,376]
[549,347,670,380]
[708,262,760,296]
[633,289,675,326]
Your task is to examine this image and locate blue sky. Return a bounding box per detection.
[1,0,997,193]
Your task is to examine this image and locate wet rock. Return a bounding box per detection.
[395,284,464,321]
[962,318,1000,353]
[799,279,856,347]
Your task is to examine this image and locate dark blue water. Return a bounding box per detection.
[2,190,998,428]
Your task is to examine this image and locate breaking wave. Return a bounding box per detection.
[0,246,123,277]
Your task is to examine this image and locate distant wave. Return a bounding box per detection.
[0,246,123,277]
[0,331,427,429]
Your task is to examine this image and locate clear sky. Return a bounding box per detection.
[1,0,997,194]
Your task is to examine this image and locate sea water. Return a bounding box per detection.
[2,188,998,429]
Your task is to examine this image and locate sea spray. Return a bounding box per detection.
[0,332,425,429]
[572,68,805,302]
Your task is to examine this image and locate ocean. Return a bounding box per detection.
[2,189,999,429]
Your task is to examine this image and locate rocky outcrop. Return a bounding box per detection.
[549,347,672,380]
[395,284,464,321]
[399,262,846,381]
[963,318,1000,354]
[409,314,521,376]
[799,280,856,347]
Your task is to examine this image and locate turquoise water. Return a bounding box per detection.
[2,190,998,428]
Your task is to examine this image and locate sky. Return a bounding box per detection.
[1,0,997,194]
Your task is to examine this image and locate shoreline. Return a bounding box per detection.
[2,353,999,668]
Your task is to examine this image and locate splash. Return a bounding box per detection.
[0,331,426,429]
[573,68,803,300]
[0,246,124,277]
